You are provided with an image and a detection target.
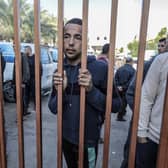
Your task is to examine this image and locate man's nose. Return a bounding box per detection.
[69,37,74,46]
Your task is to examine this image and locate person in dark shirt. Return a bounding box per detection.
[115,57,135,121]
[97,43,122,143]
[24,46,38,112]
[97,43,109,64]
[13,51,30,116]
[48,18,108,168]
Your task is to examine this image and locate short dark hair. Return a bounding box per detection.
[65,18,82,26]
[25,46,32,52]
[125,57,133,63]
[102,43,109,54]
[159,37,166,43]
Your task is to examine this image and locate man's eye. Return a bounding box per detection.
[64,34,70,39]
[75,35,82,40]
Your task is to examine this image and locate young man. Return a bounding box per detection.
[157,37,167,54]
[120,37,167,168]
[136,36,168,167]
[24,46,36,112]
[48,18,108,167]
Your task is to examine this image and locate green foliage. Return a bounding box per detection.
[0,0,58,45]
[119,47,124,53]
[127,37,139,57]
[127,27,167,56]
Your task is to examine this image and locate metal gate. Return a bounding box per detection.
[0,0,168,168]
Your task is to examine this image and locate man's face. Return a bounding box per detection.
[25,47,31,56]
[64,23,82,61]
[158,41,166,54]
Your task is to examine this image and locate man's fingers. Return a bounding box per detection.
[79,68,89,75]
[53,72,63,86]
[63,70,67,77]
[53,72,62,78]
[53,71,68,91]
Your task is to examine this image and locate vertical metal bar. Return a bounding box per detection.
[57,0,64,167]
[13,0,25,168]
[0,55,7,168]
[128,1,150,167]
[157,76,168,168]
[78,0,89,168]
[102,0,118,167]
[0,144,1,168]
[34,0,43,168]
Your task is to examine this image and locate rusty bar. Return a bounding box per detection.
[102,0,118,167]
[128,0,151,167]
[0,144,1,168]
[57,0,64,167]
[13,0,25,167]
[78,0,89,168]
[34,0,43,168]
[0,54,7,168]
[157,76,168,168]
[78,0,89,167]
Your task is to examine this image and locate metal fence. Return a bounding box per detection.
[0,0,168,168]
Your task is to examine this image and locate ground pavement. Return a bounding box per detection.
[4,96,131,168]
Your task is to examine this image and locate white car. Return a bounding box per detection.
[0,42,57,102]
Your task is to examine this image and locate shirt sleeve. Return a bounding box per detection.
[86,86,106,112]
[48,87,58,114]
[86,64,108,113]
[138,57,161,137]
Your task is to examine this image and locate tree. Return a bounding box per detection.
[40,10,58,45]
[0,0,31,41]
[119,47,124,53]
[127,36,139,57]
[0,0,58,44]
[21,9,34,42]
[0,0,14,40]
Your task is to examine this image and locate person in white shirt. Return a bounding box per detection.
[136,36,168,168]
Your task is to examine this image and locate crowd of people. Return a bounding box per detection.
[1,17,168,168]
[48,18,168,168]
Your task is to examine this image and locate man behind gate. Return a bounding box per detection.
[48,18,108,168]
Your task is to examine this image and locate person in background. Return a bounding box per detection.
[97,43,109,64]
[97,43,122,143]
[157,37,167,54]
[24,46,42,112]
[115,57,135,121]
[13,44,31,116]
[120,36,167,168]
[136,36,168,168]
[48,18,108,167]
[24,46,36,112]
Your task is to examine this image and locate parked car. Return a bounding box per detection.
[0,42,58,102]
[49,47,58,62]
